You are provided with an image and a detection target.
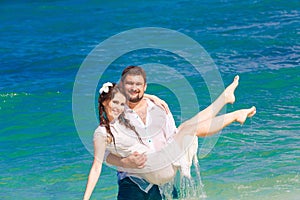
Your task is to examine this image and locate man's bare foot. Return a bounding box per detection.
[236,106,256,124]
[224,75,239,104]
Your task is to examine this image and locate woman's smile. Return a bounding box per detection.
[106,92,126,121]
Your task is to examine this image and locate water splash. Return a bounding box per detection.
[161,156,207,200]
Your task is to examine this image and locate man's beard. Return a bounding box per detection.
[128,95,144,103]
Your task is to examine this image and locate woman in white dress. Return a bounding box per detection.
[83,77,256,199]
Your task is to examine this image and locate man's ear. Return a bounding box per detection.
[144,83,147,91]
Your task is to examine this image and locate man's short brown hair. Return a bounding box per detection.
[121,66,147,83]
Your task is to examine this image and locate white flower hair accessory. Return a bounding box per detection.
[99,82,113,94]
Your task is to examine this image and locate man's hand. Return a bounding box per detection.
[121,151,147,169]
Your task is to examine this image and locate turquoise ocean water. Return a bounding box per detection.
[1,1,299,199]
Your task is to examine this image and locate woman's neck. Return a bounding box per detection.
[107,115,114,123]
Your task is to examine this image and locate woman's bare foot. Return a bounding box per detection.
[236,106,256,124]
[224,75,239,104]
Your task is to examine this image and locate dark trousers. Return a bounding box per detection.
[117,177,162,200]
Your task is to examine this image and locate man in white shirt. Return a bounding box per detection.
[106,66,177,200]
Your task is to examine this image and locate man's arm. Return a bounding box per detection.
[106,152,147,169]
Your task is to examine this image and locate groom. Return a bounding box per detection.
[105,66,178,200]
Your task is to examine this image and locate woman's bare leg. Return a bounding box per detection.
[141,104,256,184]
[175,106,256,139]
[189,75,240,124]
[170,106,256,181]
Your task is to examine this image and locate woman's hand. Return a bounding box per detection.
[144,94,170,114]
